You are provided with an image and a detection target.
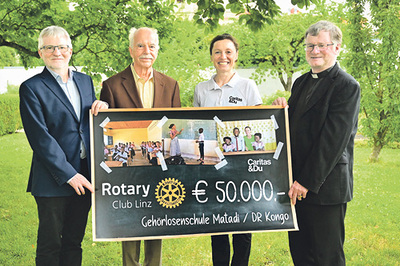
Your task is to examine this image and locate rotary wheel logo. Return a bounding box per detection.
[155,178,186,208]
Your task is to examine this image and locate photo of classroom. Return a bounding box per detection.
[102,119,221,167]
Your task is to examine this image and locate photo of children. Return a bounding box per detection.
[252,133,265,151]
[103,119,221,167]
[218,119,276,154]
[162,119,220,165]
[222,137,235,152]
[102,118,276,167]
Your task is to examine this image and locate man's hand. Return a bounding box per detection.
[272,97,288,107]
[288,181,308,205]
[91,100,109,116]
[68,173,94,195]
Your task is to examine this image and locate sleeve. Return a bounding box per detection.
[19,83,77,185]
[100,80,115,108]
[193,84,200,107]
[246,79,262,106]
[298,78,361,193]
[172,81,181,107]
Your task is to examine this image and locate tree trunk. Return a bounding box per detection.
[279,74,292,92]
[369,143,383,163]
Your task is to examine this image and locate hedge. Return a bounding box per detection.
[0,94,22,136]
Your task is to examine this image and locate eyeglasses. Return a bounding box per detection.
[304,43,334,52]
[40,45,71,53]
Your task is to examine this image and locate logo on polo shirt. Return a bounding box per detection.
[228,96,243,104]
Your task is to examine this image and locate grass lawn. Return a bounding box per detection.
[0,133,399,265]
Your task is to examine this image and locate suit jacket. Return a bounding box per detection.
[288,63,360,205]
[19,67,96,197]
[100,66,181,108]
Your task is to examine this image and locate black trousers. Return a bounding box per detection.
[211,233,252,266]
[289,201,347,266]
[199,143,204,159]
[34,159,91,266]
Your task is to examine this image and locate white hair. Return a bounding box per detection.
[128,27,159,48]
[38,26,72,50]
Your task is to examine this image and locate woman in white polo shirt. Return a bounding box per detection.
[193,33,262,266]
[193,33,262,108]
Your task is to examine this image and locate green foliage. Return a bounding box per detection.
[0,94,22,136]
[344,0,400,161]
[186,0,320,32]
[155,19,213,107]
[5,84,20,95]
[0,47,22,67]
[1,133,399,265]
[245,13,314,91]
[262,90,291,105]
[0,0,176,81]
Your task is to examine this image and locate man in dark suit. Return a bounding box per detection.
[273,21,360,265]
[19,26,108,266]
[100,27,180,266]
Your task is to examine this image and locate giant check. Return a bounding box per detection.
[90,106,297,241]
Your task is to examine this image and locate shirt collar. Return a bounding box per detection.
[310,63,336,79]
[131,63,154,82]
[46,67,73,83]
[210,72,239,90]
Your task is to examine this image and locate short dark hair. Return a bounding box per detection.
[254,133,262,139]
[223,136,231,142]
[209,33,239,55]
[169,124,175,129]
[233,127,240,133]
[199,128,203,133]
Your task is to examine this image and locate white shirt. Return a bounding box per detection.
[193,72,262,107]
[198,132,205,142]
[231,135,245,152]
[115,151,128,164]
[47,67,86,160]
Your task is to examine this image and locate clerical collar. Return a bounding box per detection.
[310,64,335,79]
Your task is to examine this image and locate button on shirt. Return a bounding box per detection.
[193,72,262,107]
[47,67,86,159]
[131,64,154,108]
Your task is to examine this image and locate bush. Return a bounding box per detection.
[262,90,291,105]
[0,94,22,135]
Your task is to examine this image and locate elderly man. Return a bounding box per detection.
[100,27,180,266]
[273,20,360,265]
[19,26,108,265]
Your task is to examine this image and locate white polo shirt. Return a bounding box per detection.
[193,72,262,107]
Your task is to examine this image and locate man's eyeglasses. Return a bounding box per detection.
[40,45,71,54]
[304,43,334,52]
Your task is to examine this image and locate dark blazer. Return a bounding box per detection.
[100,66,181,108]
[288,63,360,205]
[20,67,96,197]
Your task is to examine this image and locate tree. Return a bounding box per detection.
[0,0,176,80]
[216,1,346,92]
[186,0,320,31]
[241,13,316,92]
[156,19,213,107]
[344,0,400,162]
[0,47,21,67]
[0,0,320,73]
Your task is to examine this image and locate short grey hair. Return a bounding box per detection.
[38,26,72,50]
[305,20,342,44]
[128,27,159,48]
